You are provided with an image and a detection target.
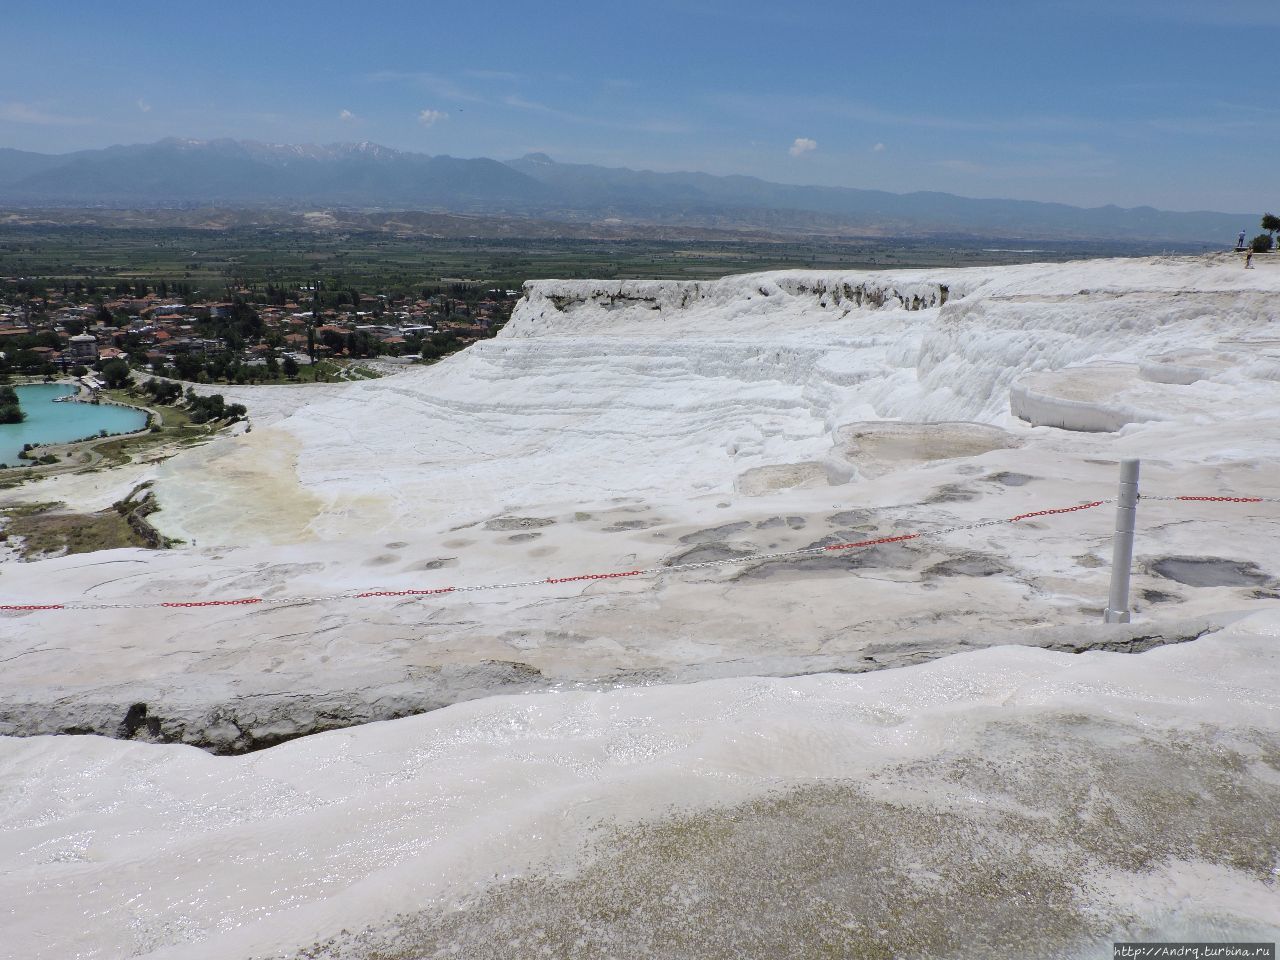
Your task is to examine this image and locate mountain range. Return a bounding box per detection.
[0,138,1249,243]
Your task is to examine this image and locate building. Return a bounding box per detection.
[65,333,99,363]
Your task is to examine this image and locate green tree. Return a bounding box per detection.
[100,358,133,389]
[320,328,346,354]
[174,353,204,381]
[12,349,44,372]
[0,385,24,424]
[282,355,300,378]
[186,392,228,424]
[1263,213,1280,242]
[1250,234,1273,253]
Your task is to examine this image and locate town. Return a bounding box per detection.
[0,278,520,384]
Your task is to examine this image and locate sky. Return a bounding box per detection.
[1,0,1276,213]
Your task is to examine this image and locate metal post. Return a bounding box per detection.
[1103,458,1140,623]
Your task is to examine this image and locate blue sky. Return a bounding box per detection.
[2,0,1276,212]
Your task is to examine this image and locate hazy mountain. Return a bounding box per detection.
[0,139,1249,242]
[505,153,1246,243]
[1,138,549,210]
[0,147,69,186]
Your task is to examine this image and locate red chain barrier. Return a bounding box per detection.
[1177,496,1263,503]
[160,598,263,608]
[356,588,456,598]
[823,533,919,552]
[1008,500,1105,522]
[1,495,1271,613]
[546,570,643,584]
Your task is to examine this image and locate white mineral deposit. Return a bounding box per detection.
[2,254,1279,958]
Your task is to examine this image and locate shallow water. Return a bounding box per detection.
[0,383,148,466]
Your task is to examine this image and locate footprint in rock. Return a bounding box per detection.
[412,558,457,571]
[485,517,555,531]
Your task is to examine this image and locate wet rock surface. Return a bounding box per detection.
[738,540,924,580]
[666,542,758,565]
[601,519,659,532]
[825,510,875,528]
[921,483,981,504]
[483,516,556,532]
[837,421,1020,480]
[1148,556,1274,588]
[985,471,1036,486]
[754,515,807,530]
[925,553,1009,578]
[0,617,1234,754]
[678,522,752,544]
[0,661,549,755]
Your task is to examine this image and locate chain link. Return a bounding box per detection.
[3,493,1274,613]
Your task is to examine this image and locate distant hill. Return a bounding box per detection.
[0,138,1249,243]
[0,139,548,211]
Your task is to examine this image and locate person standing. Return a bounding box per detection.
[1238,230,1248,249]
[1245,250,1254,268]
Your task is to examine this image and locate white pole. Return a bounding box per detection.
[1103,458,1140,624]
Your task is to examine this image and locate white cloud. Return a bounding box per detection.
[0,101,93,126]
[418,108,447,127]
[137,98,152,113]
[789,137,817,157]
[367,71,486,104]
[463,69,524,82]
[872,142,885,152]
[339,108,357,122]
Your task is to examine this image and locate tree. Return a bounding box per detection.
[320,328,346,354]
[100,358,133,389]
[12,349,43,372]
[282,355,300,378]
[1263,213,1280,241]
[0,385,23,424]
[174,353,204,381]
[1250,234,1274,253]
[186,392,227,424]
[142,378,182,404]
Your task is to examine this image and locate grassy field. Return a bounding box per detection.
[0,499,149,558]
[90,389,202,466]
[0,225,1196,298]
[1,501,137,556]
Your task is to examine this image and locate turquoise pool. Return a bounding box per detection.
[0,384,149,467]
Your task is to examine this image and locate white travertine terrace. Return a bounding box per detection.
[2,253,1280,957]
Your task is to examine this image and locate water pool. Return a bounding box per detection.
[0,383,149,466]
